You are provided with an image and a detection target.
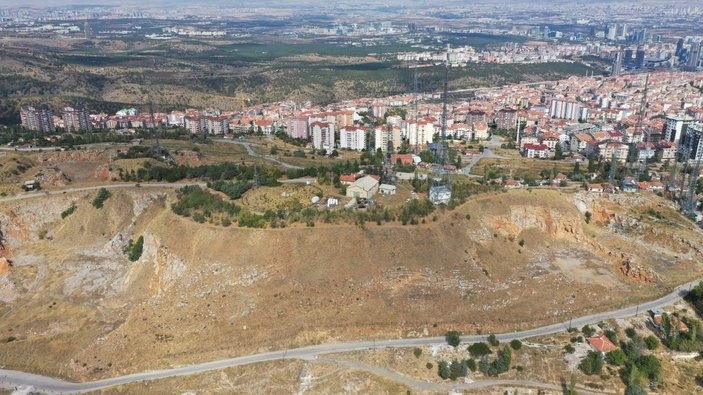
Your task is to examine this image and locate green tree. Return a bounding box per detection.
[438,360,450,379]
[510,339,522,350]
[413,347,422,358]
[606,349,626,366]
[644,335,659,350]
[579,351,603,375]
[468,342,492,358]
[92,187,112,208]
[445,330,461,348]
[555,143,564,160]
[488,333,499,346]
[581,325,595,337]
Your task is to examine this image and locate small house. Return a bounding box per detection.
[379,184,397,196]
[586,336,618,354]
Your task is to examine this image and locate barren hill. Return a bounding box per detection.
[0,187,701,381]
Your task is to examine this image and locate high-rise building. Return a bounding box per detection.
[676,38,685,57]
[620,23,628,40]
[285,116,309,139]
[688,41,702,70]
[663,114,696,143]
[611,50,623,76]
[606,24,617,41]
[339,126,366,151]
[679,122,703,162]
[20,104,54,133]
[624,48,634,65]
[549,99,581,120]
[310,121,335,151]
[635,47,646,68]
[62,104,92,132]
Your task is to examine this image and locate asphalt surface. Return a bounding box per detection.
[0,278,698,394]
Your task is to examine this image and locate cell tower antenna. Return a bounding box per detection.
[147,94,161,155]
[413,65,419,152]
[685,157,701,217]
[608,150,617,188]
[634,74,650,182]
[436,54,449,166]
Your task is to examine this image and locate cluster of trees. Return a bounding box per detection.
[399,198,435,225]
[208,180,252,199]
[478,346,512,376]
[61,204,76,219]
[92,188,112,209]
[660,313,702,352]
[438,359,476,380]
[171,186,241,224]
[124,236,144,262]
[121,161,280,186]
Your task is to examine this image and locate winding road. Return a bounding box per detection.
[0,278,699,394]
[0,183,206,203]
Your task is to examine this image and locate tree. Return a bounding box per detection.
[488,333,499,346]
[555,143,564,160]
[635,355,662,383]
[445,330,461,348]
[606,349,626,366]
[438,360,451,379]
[625,327,637,338]
[584,211,592,224]
[578,351,603,375]
[644,335,659,350]
[413,347,422,358]
[510,339,522,350]
[581,325,595,337]
[449,359,468,380]
[468,342,492,358]
[92,187,112,208]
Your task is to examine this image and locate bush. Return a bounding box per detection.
[437,360,450,379]
[634,354,662,383]
[125,236,144,262]
[606,349,626,366]
[413,347,422,358]
[510,339,522,350]
[518,239,525,247]
[61,205,77,219]
[564,344,576,354]
[604,329,618,344]
[625,327,637,338]
[466,358,477,372]
[582,325,596,337]
[468,342,492,358]
[425,362,433,369]
[92,187,112,208]
[445,331,461,348]
[488,333,500,347]
[644,335,660,350]
[579,351,604,375]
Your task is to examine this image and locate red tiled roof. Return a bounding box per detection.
[587,336,618,353]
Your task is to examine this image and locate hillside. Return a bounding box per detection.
[0,187,701,382]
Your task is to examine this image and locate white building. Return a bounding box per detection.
[311,121,335,151]
[339,126,366,151]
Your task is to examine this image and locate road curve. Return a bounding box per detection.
[0,278,698,394]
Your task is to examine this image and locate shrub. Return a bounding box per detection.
[125,236,144,262]
[604,329,618,344]
[413,347,422,358]
[518,239,525,247]
[92,187,112,208]
[488,333,500,347]
[61,205,77,219]
[606,349,626,366]
[510,339,522,350]
[644,335,660,350]
[466,358,477,372]
[426,362,433,369]
[582,325,596,337]
[468,342,492,358]
[625,327,637,338]
[585,211,592,223]
[445,331,461,348]
[564,344,576,354]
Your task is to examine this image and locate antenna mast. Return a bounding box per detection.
[148,95,161,155]
[634,74,650,182]
[436,53,449,166]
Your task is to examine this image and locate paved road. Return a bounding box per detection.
[0,278,699,394]
[0,183,205,203]
[213,139,303,169]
